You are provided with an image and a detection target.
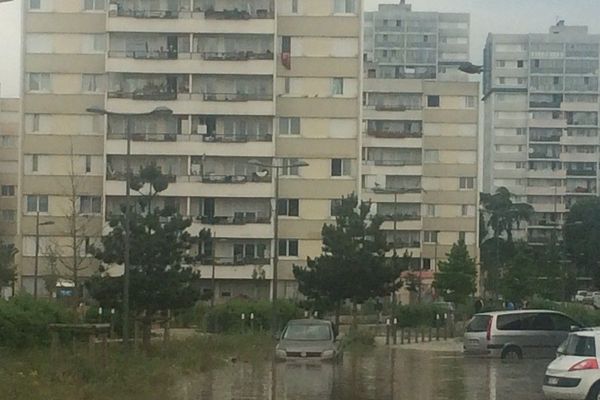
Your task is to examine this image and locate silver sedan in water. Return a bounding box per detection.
[275,319,341,362]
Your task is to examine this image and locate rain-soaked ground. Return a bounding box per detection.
[176,347,549,400]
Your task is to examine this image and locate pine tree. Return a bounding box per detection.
[433,240,477,304]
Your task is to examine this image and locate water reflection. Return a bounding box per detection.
[178,348,548,400]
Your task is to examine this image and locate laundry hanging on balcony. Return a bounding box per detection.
[281,36,291,70]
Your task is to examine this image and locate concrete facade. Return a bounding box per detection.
[483,22,600,244]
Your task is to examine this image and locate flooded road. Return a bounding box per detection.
[178,348,549,400]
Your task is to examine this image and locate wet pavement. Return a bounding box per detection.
[177,347,550,400]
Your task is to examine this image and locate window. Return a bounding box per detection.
[281,158,301,176]
[465,96,476,108]
[517,60,524,68]
[29,0,41,9]
[332,78,344,96]
[26,195,49,213]
[423,258,432,270]
[278,199,299,217]
[85,155,92,173]
[83,0,105,10]
[83,35,106,53]
[291,0,298,13]
[27,73,51,92]
[458,231,466,242]
[283,77,290,94]
[423,150,439,163]
[279,117,300,135]
[330,199,343,217]
[1,185,15,197]
[331,158,351,177]
[1,210,16,222]
[427,95,440,107]
[26,34,52,53]
[82,74,104,93]
[0,136,16,148]
[32,155,39,172]
[279,239,299,257]
[426,205,436,217]
[79,196,101,214]
[461,205,469,216]
[496,60,506,68]
[459,177,475,190]
[334,0,355,13]
[94,35,106,52]
[32,114,40,132]
[424,231,438,243]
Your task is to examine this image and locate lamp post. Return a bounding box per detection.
[248,158,308,334]
[33,212,54,299]
[86,106,173,347]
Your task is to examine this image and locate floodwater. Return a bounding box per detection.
[177,348,549,400]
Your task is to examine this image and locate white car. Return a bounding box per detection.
[543,330,600,400]
[575,291,590,303]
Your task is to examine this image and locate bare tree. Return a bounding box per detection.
[47,142,101,299]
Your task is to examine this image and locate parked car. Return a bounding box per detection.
[543,330,600,400]
[464,310,582,359]
[275,319,341,362]
[575,290,592,304]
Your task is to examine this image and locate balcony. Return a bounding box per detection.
[366,130,422,139]
[566,186,596,194]
[381,213,421,222]
[203,133,272,143]
[364,159,422,167]
[204,8,273,20]
[108,86,179,101]
[199,214,270,225]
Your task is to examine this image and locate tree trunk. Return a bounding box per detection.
[351,300,358,333]
[334,301,341,328]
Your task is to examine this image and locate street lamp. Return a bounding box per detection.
[33,212,54,299]
[86,106,173,347]
[248,158,309,334]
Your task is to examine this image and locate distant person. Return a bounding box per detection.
[474,298,484,313]
[506,301,515,310]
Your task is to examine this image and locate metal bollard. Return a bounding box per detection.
[401,328,405,345]
[385,319,391,345]
[392,318,398,345]
[421,327,425,342]
[407,328,411,344]
[414,327,418,343]
[444,324,448,341]
[428,327,432,342]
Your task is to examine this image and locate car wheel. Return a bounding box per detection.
[587,382,600,400]
[501,346,522,360]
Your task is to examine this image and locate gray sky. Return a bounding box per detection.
[1,0,600,97]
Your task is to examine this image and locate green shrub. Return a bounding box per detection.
[0,295,75,348]
[343,329,375,348]
[392,303,450,328]
[204,299,301,333]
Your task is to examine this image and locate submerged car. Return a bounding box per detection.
[275,319,341,362]
[543,330,600,400]
[464,310,582,359]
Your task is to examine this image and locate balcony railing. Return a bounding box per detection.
[567,186,596,194]
[108,50,178,60]
[107,171,271,184]
[567,169,597,176]
[108,89,178,101]
[197,51,274,61]
[365,159,422,166]
[198,215,271,225]
[107,171,178,182]
[203,133,272,143]
[529,135,562,142]
[197,92,272,102]
[529,152,560,159]
[198,257,271,266]
[366,130,422,139]
[388,241,421,248]
[381,214,421,221]
[114,8,180,19]
[530,101,562,108]
[204,8,274,20]
[365,104,421,112]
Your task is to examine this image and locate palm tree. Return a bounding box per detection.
[480,187,534,242]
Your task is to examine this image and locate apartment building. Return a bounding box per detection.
[20,0,362,300]
[483,22,600,244]
[362,2,479,299]
[0,95,20,297]
[21,0,107,296]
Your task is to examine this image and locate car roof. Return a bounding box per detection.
[474,309,568,317]
[287,319,332,325]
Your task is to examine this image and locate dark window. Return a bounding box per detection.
[281,36,291,53]
[560,334,596,357]
[531,313,555,330]
[423,258,431,270]
[553,76,560,85]
[330,199,343,216]
[278,199,299,217]
[331,159,342,176]
[497,314,524,330]
[1,185,15,197]
[427,95,440,107]
[517,60,524,68]
[552,314,579,331]
[279,239,299,257]
[466,315,492,332]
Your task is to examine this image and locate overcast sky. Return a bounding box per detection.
[1,0,600,97]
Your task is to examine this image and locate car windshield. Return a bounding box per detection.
[559,334,596,357]
[283,324,332,341]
